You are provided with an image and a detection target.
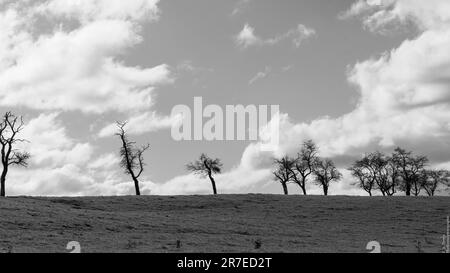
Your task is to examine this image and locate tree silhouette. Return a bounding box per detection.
[392,147,428,196]
[273,156,295,195]
[116,122,150,196]
[349,152,395,196]
[290,140,318,195]
[349,153,378,196]
[421,169,450,196]
[313,158,342,196]
[374,156,399,196]
[187,154,222,195]
[0,112,30,197]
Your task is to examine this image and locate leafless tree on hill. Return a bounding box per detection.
[273,156,295,195]
[290,140,319,195]
[391,147,428,196]
[349,153,380,196]
[187,153,223,195]
[116,122,150,196]
[0,112,30,197]
[313,158,342,196]
[374,157,399,196]
[421,169,450,196]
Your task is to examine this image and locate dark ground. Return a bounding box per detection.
[0,195,448,253]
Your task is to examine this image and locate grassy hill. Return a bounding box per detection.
[0,195,449,253]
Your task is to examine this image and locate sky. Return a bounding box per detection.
[0,0,450,196]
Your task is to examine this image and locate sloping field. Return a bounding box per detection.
[0,195,448,253]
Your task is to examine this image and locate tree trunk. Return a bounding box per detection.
[294,181,307,195]
[405,183,411,196]
[132,176,140,196]
[0,178,5,197]
[300,186,307,195]
[323,185,328,196]
[1,167,7,197]
[282,182,288,195]
[208,174,218,195]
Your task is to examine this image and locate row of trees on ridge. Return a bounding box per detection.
[272,140,450,196]
[0,111,448,197]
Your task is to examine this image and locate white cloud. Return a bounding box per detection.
[8,113,106,196]
[98,111,182,137]
[0,0,177,196]
[290,25,316,47]
[0,0,172,114]
[36,0,161,23]
[20,113,94,167]
[88,153,120,170]
[235,23,316,49]
[249,66,271,85]
[9,112,151,196]
[235,24,262,48]
[9,165,95,196]
[149,144,274,195]
[148,131,368,196]
[5,0,450,197]
[8,162,151,196]
[250,0,450,160]
[169,0,450,197]
[340,0,450,33]
[231,0,252,16]
[339,0,382,20]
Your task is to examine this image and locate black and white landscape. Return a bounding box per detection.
[0,0,449,254]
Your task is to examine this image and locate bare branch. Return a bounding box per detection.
[9,151,31,167]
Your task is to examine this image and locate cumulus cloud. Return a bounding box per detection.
[9,113,151,196]
[36,0,161,22]
[98,111,182,137]
[8,164,150,196]
[249,1,450,160]
[340,0,450,33]
[0,0,172,114]
[239,0,450,161]
[235,23,316,49]
[265,0,450,184]
[5,0,450,196]
[0,0,174,196]
[165,0,450,196]
[9,113,98,196]
[149,142,274,195]
[20,113,94,167]
[88,153,120,170]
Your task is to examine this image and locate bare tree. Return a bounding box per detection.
[290,140,318,195]
[187,153,223,195]
[421,169,450,196]
[374,156,399,196]
[349,153,380,196]
[0,112,30,197]
[116,122,150,196]
[391,147,428,196]
[273,156,295,195]
[313,158,342,196]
